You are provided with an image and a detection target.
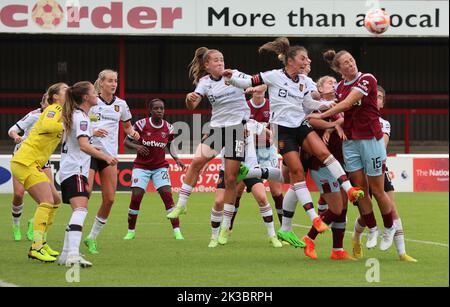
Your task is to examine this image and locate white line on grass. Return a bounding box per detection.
[0,279,18,287]
[292,223,449,248]
[61,220,447,248]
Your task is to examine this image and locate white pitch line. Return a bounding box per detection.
[292,223,449,248]
[0,280,19,287]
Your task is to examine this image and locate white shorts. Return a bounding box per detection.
[131,167,171,191]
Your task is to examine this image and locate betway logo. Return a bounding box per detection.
[0,1,182,29]
[142,140,166,148]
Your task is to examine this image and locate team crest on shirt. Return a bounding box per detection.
[47,111,56,118]
[80,121,88,131]
[299,84,304,92]
[263,111,270,118]
[114,105,120,112]
[161,132,167,138]
[134,178,139,183]
[278,140,285,150]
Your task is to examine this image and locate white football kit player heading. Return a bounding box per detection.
[195,70,250,128]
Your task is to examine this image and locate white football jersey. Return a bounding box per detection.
[89,96,132,156]
[379,117,391,136]
[220,119,264,170]
[260,69,317,128]
[195,70,250,128]
[13,108,42,153]
[60,109,92,183]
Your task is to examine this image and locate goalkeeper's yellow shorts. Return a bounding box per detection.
[11,161,49,190]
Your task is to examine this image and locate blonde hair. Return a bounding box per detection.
[63,81,92,132]
[95,69,117,93]
[46,82,68,104]
[323,49,350,73]
[188,47,221,85]
[259,37,307,66]
[93,79,101,95]
[316,75,335,92]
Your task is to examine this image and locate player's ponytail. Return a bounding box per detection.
[46,82,68,105]
[188,47,220,85]
[63,81,92,132]
[323,49,350,73]
[93,79,101,95]
[259,37,307,66]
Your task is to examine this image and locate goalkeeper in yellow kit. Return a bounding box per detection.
[10,82,68,262]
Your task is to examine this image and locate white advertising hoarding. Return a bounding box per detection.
[0,0,448,36]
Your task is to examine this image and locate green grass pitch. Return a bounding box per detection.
[0,192,448,287]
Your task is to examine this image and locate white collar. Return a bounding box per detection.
[344,72,362,86]
[249,98,266,109]
[150,117,164,129]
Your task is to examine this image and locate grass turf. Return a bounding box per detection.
[0,192,448,287]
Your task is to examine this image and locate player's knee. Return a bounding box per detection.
[53,194,61,205]
[318,151,331,163]
[190,158,206,172]
[102,196,115,207]
[13,193,24,204]
[214,200,223,210]
[289,168,305,181]
[371,188,385,201]
[224,175,237,188]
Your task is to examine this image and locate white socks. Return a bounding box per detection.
[177,183,193,208]
[352,217,365,242]
[394,218,406,256]
[293,182,318,222]
[323,155,352,192]
[87,215,107,240]
[12,204,24,226]
[281,187,297,232]
[259,204,276,237]
[211,208,223,239]
[221,204,235,231]
[67,208,88,257]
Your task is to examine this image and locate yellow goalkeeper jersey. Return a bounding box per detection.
[12,103,64,167]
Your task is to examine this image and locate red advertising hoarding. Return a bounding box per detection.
[413,158,449,192]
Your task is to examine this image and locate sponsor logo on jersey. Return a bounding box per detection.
[80,121,88,131]
[114,105,120,112]
[47,111,56,118]
[278,89,287,98]
[142,140,167,148]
